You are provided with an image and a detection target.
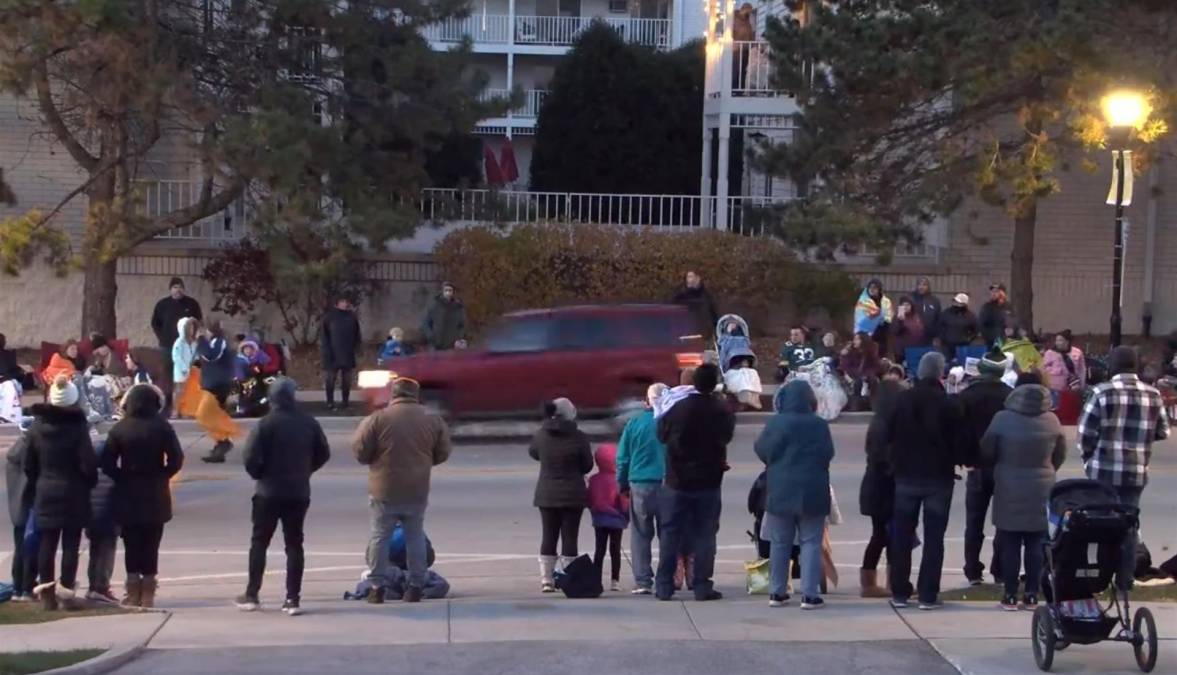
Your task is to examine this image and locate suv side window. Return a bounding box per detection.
[552,317,616,350]
[484,317,553,353]
[622,313,695,347]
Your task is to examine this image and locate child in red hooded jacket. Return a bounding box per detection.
[588,444,630,591]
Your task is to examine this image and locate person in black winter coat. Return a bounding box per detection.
[955,354,1013,585]
[978,283,1014,349]
[884,351,962,609]
[102,384,183,608]
[24,382,98,610]
[655,364,735,601]
[237,378,330,614]
[150,278,203,412]
[671,270,720,339]
[85,440,119,604]
[938,294,980,359]
[320,297,362,410]
[858,374,905,597]
[529,397,593,592]
[6,435,36,600]
[421,283,467,351]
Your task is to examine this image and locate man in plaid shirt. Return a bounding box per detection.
[1077,347,1170,590]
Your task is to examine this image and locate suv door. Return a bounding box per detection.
[456,314,556,413]
[549,315,616,409]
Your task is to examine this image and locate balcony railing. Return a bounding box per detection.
[707,40,781,98]
[136,180,250,241]
[478,88,549,118]
[426,15,670,49]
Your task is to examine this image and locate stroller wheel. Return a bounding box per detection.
[1032,605,1056,671]
[1133,607,1159,673]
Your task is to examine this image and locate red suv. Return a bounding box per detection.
[359,304,705,417]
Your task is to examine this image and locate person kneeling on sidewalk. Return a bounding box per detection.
[353,378,452,604]
[235,378,330,615]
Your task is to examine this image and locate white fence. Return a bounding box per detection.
[426,15,670,49]
[478,88,549,118]
[422,14,512,44]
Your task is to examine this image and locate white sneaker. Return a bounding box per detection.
[281,599,303,616]
[11,593,31,603]
[610,581,621,592]
[631,587,652,596]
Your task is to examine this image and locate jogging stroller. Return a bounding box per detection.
[1032,479,1159,672]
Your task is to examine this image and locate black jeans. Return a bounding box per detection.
[247,497,310,601]
[87,527,119,591]
[891,479,953,604]
[862,515,890,571]
[11,525,35,594]
[123,524,165,576]
[323,369,352,406]
[38,526,82,589]
[997,529,1046,598]
[161,349,175,413]
[963,468,1002,581]
[538,506,583,557]
[593,527,623,582]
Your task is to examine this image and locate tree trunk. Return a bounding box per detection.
[1010,197,1036,332]
[81,257,119,338]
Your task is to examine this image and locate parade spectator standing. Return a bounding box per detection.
[854,279,893,357]
[236,378,330,615]
[911,278,942,345]
[891,297,926,362]
[672,271,720,340]
[655,364,735,601]
[938,294,979,359]
[1042,330,1087,410]
[422,282,468,351]
[979,283,1014,349]
[150,278,203,413]
[858,371,906,598]
[6,433,35,601]
[25,377,98,610]
[885,352,962,610]
[755,380,835,610]
[1078,346,1170,592]
[196,320,240,463]
[171,318,201,419]
[353,378,452,604]
[980,382,1066,610]
[616,383,668,595]
[957,353,1014,586]
[85,440,118,605]
[102,384,184,608]
[588,444,628,592]
[530,397,593,593]
[321,297,361,410]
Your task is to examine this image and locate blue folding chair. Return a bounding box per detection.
[954,345,987,369]
[904,346,934,377]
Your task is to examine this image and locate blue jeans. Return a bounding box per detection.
[891,479,954,604]
[655,487,722,599]
[997,529,1045,597]
[765,512,824,599]
[367,498,427,590]
[628,483,661,590]
[1115,486,1144,591]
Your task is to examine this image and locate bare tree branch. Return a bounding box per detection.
[33,63,99,172]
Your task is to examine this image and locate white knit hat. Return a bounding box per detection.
[551,397,577,421]
[49,377,79,408]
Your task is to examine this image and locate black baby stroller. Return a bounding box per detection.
[1032,479,1159,672]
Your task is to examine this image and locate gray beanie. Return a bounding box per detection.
[917,351,946,381]
[551,397,577,421]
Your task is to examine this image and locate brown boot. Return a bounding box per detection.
[122,574,143,608]
[860,568,889,598]
[139,575,158,609]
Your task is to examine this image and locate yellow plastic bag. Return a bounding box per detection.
[745,558,771,595]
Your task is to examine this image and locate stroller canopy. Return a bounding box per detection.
[1049,479,1121,520]
[716,314,755,372]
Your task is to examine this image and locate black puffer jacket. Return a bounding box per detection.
[955,377,1013,469]
[101,385,184,526]
[321,307,361,370]
[658,394,736,491]
[885,379,963,483]
[529,418,593,509]
[25,404,98,530]
[672,284,720,338]
[938,305,979,349]
[244,379,331,500]
[6,436,31,528]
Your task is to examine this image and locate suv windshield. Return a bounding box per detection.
[483,316,552,353]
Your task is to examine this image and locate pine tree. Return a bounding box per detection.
[763,0,1175,328]
[0,0,495,336]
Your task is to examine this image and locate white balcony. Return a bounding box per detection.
[478,88,549,120]
[136,180,251,241]
[425,15,671,52]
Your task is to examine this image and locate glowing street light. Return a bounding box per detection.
[1101,89,1149,347]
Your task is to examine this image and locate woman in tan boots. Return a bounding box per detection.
[857,367,906,597]
[102,384,184,607]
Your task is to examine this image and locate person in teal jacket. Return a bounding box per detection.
[754,380,835,610]
[616,383,668,595]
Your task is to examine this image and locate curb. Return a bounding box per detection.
[37,611,171,675]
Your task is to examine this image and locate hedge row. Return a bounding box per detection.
[433,224,859,335]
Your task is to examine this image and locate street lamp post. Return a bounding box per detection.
[1102,90,1150,348]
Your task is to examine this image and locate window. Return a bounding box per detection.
[484,317,552,353]
[608,0,628,12]
[552,317,616,350]
[618,312,696,347]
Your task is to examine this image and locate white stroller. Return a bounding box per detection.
[716,314,763,410]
